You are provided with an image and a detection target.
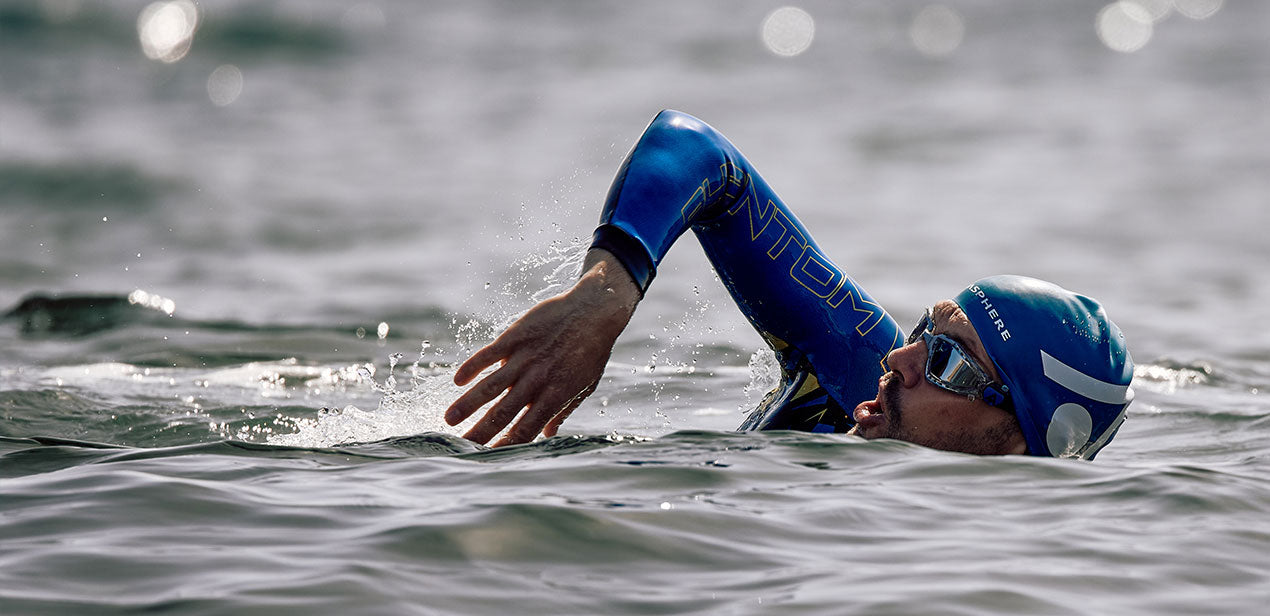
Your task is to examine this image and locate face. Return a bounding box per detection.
[849,300,1027,456]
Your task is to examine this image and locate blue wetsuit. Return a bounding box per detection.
[591,110,904,433]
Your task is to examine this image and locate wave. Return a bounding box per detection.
[0,431,655,480]
[2,291,450,340]
[3,427,1269,615]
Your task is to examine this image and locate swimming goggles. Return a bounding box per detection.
[904,309,1014,410]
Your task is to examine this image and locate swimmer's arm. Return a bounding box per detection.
[444,248,639,446]
[595,110,901,412]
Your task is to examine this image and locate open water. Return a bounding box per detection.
[2,1,1269,614]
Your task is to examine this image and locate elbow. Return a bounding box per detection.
[639,110,732,168]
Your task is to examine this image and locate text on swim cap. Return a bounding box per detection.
[967,284,1012,342]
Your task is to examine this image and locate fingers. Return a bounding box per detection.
[444,361,520,425]
[453,340,509,386]
[494,405,551,447]
[493,382,594,446]
[492,412,552,448]
[462,380,540,444]
[445,292,613,446]
[538,403,575,439]
[539,384,595,438]
[541,414,564,439]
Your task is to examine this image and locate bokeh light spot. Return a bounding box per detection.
[761,7,815,57]
[1132,0,1174,22]
[1096,2,1154,53]
[128,289,176,316]
[208,65,244,107]
[137,0,199,64]
[1174,0,1223,20]
[909,5,965,58]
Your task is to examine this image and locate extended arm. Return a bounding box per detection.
[593,110,902,422]
[447,110,901,445]
[444,248,639,446]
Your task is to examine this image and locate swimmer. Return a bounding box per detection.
[444,110,1134,458]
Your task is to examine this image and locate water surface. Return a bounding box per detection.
[2,1,1269,613]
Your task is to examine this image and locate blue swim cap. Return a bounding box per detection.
[953,276,1133,459]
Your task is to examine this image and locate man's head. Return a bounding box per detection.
[852,276,1133,459]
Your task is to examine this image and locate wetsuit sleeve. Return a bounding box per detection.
[590,110,903,421]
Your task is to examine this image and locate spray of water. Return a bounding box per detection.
[267,340,471,448]
[268,236,592,449]
[744,347,781,408]
[268,159,771,447]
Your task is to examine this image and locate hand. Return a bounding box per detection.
[444,249,640,446]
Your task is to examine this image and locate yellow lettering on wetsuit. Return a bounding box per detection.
[679,165,887,339]
[680,163,745,222]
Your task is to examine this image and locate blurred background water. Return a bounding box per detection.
[2,1,1268,614]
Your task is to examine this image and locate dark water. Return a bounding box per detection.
[3,1,1269,613]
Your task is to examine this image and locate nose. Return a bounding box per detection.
[884,339,926,390]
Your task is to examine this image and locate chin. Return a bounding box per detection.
[854,423,889,441]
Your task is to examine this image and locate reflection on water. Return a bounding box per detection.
[137,0,198,63]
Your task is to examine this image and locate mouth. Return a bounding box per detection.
[852,375,892,434]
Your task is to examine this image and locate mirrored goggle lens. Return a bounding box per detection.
[927,336,988,393]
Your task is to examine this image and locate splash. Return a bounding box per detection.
[267,341,472,448]
[494,237,589,328]
[453,236,589,357]
[272,208,597,449]
[744,348,781,409]
[278,176,761,447]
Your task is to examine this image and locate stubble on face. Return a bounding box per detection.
[875,377,1021,455]
[857,329,1022,453]
[849,300,1026,455]
[876,372,905,440]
